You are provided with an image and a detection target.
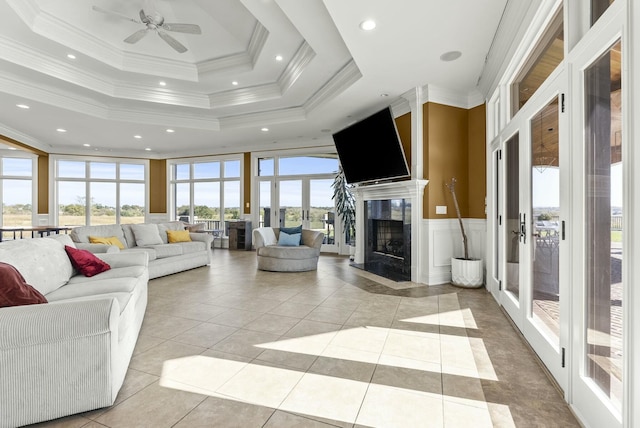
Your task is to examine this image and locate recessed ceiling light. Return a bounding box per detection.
[145,148,151,151]
[56,128,67,133]
[232,81,238,86]
[380,93,389,97]
[275,55,283,61]
[166,129,175,133]
[440,50,462,62]
[134,135,142,139]
[360,20,376,31]
[83,143,91,147]
[8,147,17,150]
[321,129,331,133]
[16,104,29,109]
[261,127,269,132]
[67,54,76,60]
[159,81,167,87]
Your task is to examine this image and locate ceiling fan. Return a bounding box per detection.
[92,5,201,53]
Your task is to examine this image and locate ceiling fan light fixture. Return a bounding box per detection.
[360,19,376,31]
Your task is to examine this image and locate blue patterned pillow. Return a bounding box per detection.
[280,225,302,244]
[278,231,301,246]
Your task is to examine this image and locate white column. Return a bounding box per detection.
[401,86,425,180]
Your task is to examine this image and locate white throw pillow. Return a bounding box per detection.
[131,223,163,247]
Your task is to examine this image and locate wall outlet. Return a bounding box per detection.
[436,205,447,215]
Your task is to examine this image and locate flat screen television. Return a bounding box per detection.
[332,107,410,185]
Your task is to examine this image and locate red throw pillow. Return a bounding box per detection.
[0,262,47,307]
[65,245,111,277]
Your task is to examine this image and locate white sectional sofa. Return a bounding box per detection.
[69,221,213,279]
[0,234,148,428]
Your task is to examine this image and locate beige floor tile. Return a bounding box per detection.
[305,306,355,324]
[132,334,166,356]
[284,319,342,338]
[254,348,319,371]
[138,312,202,340]
[171,322,237,348]
[206,308,264,328]
[129,340,206,376]
[382,331,441,364]
[94,381,205,428]
[26,414,92,428]
[174,396,275,427]
[160,354,247,396]
[356,383,444,428]
[216,363,305,408]
[263,411,342,427]
[243,313,302,335]
[268,301,318,318]
[279,373,369,424]
[308,355,376,383]
[113,368,159,405]
[210,329,283,359]
[443,400,494,428]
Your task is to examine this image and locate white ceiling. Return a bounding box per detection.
[0,0,527,159]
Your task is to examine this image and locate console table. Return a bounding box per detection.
[228,220,252,250]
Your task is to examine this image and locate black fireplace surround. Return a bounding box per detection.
[357,198,411,281]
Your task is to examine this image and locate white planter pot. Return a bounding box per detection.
[451,257,484,288]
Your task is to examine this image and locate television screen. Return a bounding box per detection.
[332,107,410,184]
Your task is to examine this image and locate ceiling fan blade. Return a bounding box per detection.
[139,9,150,24]
[124,29,149,44]
[157,30,187,53]
[92,5,140,24]
[161,23,202,34]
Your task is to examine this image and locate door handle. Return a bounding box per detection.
[519,213,527,244]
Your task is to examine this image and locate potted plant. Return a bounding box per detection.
[446,177,483,288]
[331,165,356,259]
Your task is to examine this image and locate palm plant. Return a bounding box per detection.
[331,165,356,244]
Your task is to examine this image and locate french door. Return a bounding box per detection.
[499,75,569,393]
[257,177,338,253]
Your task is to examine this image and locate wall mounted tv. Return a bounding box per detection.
[332,107,410,185]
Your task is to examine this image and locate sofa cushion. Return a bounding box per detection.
[123,247,157,261]
[65,246,112,277]
[176,241,207,255]
[70,224,127,246]
[257,245,319,260]
[148,244,183,259]
[0,262,47,307]
[258,227,278,246]
[280,225,303,244]
[131,223,163,246]
[167,229,191,243]
[66,265,147,285]
[120,224,136,248]
[89,235,125,249]
[0,237,73,295]
[157,221,187,244]
[278,231,301,246]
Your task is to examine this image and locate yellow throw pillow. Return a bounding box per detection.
[167,229,192,243]
[89,235,125,249]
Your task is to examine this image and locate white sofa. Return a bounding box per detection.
[253,227,324,272]
[0,234,148,428]
[69,221,212,279]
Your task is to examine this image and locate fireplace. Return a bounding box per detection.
[358,199,412,281]
[352,179,428,283]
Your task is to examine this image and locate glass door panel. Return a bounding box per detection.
[505,133,521,302]
[584,40,622,413]
[258,180,271,228]
[530,97,561,344]
[310,178,337,251]
[279,180,302,228]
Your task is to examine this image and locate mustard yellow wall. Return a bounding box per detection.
[395,113,412,172]
[468,104,487,218]
[37,156,48,214]
[420,102,486,220]
[149,159,166,213]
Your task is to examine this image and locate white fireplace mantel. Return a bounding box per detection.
[352,179,428,283]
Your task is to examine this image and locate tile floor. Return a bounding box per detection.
[30,250,581,428]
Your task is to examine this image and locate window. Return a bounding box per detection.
[511,6,564,116]
[1,155,35,236]
[55,158,146,226]
[591,0,616,26]
[169,157,242,230]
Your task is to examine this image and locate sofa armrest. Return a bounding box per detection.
[95,251,148,268]
[302,229,325,250]
[0,298,118,350]
[76,243,120,254]
[189,232,213,246]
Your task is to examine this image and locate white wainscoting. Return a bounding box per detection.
[421,218,487,285]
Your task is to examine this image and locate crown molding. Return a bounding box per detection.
[424,85,482,109]
[247,22,269,67]
[114,83,210,108]
[107,108,220,131]
[304,60,361,113]
[220,107,306,130]
[0,125,51,153]
[278,42,316,92]
[208,84,281,108]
